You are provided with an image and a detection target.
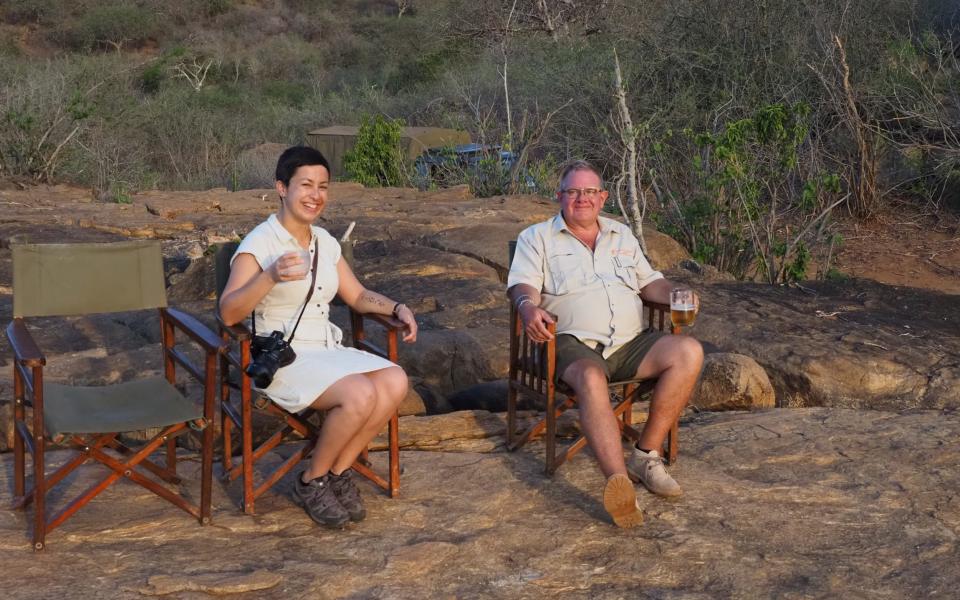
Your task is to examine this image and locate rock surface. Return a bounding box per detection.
[0,408,957,598]
[0,183,958,447]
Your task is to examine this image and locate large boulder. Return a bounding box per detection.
[693,352,775,411]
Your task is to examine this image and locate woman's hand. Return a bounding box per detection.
[395,304,418,343]
[268,250,309,282]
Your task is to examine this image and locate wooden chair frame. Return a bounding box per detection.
[7,308,222,551]
[506,302,680,475]
[218,310,404,514]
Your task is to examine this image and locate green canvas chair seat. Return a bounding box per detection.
[43,378,204,439]
[7,240,223,551]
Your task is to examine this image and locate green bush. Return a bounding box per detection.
[343,114,408,187]
[58,3,159,51]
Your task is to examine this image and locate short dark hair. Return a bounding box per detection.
[275,145,331,186]
[558,159,603,190]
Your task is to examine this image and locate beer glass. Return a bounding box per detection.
[670,288,697,328]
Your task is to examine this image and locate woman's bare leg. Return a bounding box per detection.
[301,374,377,480]
[330,366,408,474]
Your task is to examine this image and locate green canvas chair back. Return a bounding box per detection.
[13,240,167,318]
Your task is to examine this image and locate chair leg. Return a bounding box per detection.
[388,411,400,498]
[506,383,518,450]
[241,385,255,515]
[222,409,233,474]
[13,406,25,500]
[664,419,679,465]
[32,430,45,552]
[544,390,557,475]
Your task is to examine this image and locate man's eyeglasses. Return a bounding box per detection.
[559,187,603,199]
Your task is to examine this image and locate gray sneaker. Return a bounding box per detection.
[329,469,366,522]
[626,448,683,498]
[292,472,350,528]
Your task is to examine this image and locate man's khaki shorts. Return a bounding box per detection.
[555,330,667,384]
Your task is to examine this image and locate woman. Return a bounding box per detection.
[219,146,417,528]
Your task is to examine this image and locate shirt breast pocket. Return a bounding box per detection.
[547,252,584,295]
[613,255,640,292]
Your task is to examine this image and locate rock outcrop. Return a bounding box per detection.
[0,182,958,452]
[0,407,957,598]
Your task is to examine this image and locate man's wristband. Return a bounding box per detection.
[514,294,532,309]
[392,302,405,318]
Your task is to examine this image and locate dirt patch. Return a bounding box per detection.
[834,205,960,295]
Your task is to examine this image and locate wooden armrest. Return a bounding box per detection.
[355,311,406,331]
[646,301,670,313]
[216,313,252,341]
[163,308,226,353]
[6,318,45,367]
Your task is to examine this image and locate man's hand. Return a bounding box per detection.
[520,303,555,343]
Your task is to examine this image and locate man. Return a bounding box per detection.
[507,160,704,528]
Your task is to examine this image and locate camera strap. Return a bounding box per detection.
[250,238,320,344]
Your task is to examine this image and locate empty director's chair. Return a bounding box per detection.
[215,241,404,515]
[6,241,222,550]
[505,241,682,475]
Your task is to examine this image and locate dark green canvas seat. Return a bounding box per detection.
[6,240,224,551]
[42,378,203,439]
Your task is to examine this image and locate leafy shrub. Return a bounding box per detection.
[656,103,844,284]
[343,114,408,187]
[57,3,159,51]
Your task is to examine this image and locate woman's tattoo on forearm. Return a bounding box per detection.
[360,291,388,308]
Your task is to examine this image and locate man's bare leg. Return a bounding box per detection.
[562,359,626,478]
[633,335,704,451]
[563,359,642,527]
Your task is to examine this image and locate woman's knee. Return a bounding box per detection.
[376,367,409,407]
[337,377,378,421]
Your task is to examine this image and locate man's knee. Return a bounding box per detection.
[563,359,608,394]
[675,336,704,370]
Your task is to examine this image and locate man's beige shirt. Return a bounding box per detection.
[507,214,663,358]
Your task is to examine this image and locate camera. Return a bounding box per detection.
[246,330,296,389]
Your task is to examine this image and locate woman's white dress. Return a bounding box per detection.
[232,214,395,412]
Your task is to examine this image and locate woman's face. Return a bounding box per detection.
[276,164,330,224]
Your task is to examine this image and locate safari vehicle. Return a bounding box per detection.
[413,143,529,191]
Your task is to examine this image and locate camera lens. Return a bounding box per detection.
[246,356,278,389]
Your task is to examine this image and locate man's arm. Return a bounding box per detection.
[638,278,673,305]
[508,283,555,343]
[639,278,700,312]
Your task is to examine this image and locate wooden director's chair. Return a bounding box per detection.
[505,241,682,475]
[215,241,404,515]
[6,241,222,550]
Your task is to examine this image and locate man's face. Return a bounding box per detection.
[557,168,607,227]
